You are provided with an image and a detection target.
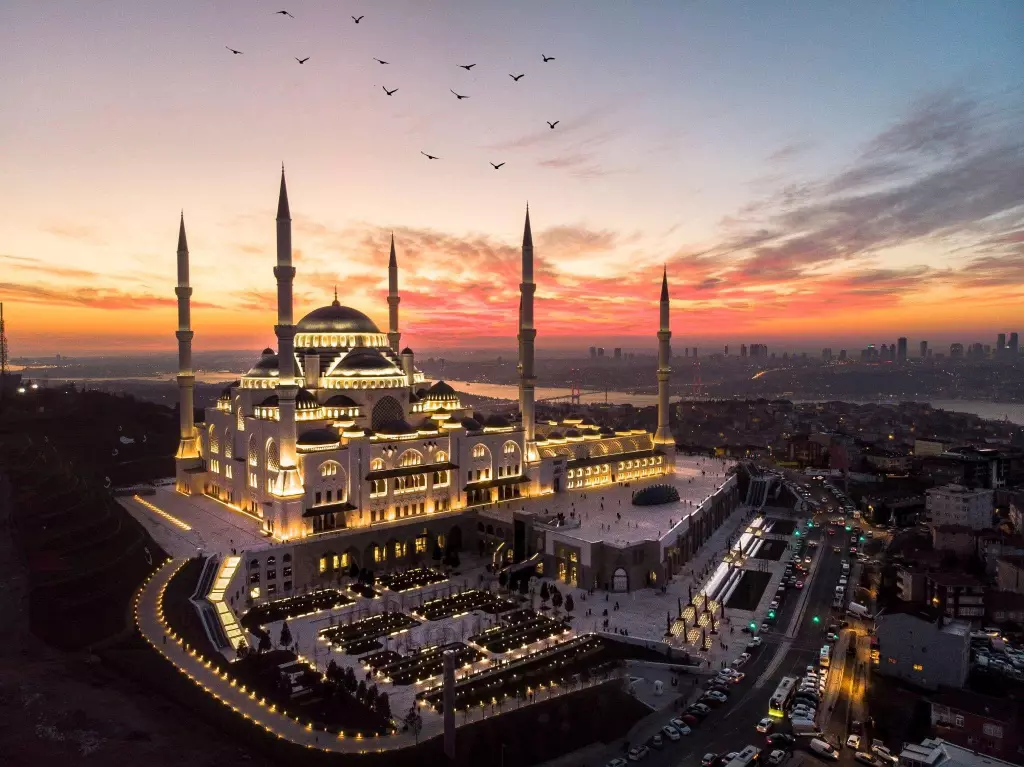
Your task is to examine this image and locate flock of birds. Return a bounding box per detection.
[225,10,561,170]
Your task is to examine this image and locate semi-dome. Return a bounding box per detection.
[565,428,581,438]
[375,419,417,436]
[460,417,482,431]
[297,428,339,446]
[295,389,320,411]
[247,353,279,377]
[296,300,380,334]
[218,380,240,400]
[259,394,279,407]
[325,394,358,408]
[333,347,397,374]
[599,425,616,436]
[548,430,564,440]
[483,414,510,428]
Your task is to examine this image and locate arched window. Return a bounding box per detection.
[472,444,488,460]
[371,396,404,430]
[370,458,384,471]
[503,441,519,456]
[320,461,339,477]
[209,425,220,454]
[265,440,280,474]
[223,428,233,459]
[248,436,259,467]
[235,400,245,431]
[399,449,423,467]
[436,450,448,463]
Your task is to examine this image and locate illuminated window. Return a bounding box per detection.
[472,444,487,459]
[225,464,233,479]
[370,458,385,471]
[913,664,923,671]
[503,441,518,455]
[374,545,384,563]
[340,552,350,569]
[436,451,448,463]
[887,657,897,664]
[399,450,423,467]
[320,462,339,477]
[371,479,386,497]
[416,535,428,554]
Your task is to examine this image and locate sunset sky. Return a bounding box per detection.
[2,1,1022,356]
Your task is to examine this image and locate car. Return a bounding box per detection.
[826,632,838,641]
[761,623,771,633]
[733,653,752,668]
[747,636,764,648]
[606,760,629,767]
[766,734,796,749]
[757,717,774,733]
[708,683,731,694]
[833,546,842,553]
[703,690,728,703]
[679,713,700,725]
[702,754,718,767]
[804,556,812,563]
[728,670,746,682]
[872,744,898,765]
[688,703,711,716]
[847,735,863,749]
[839,577,848,587]
[810,739,839,761]
[628,745,650,761]
[794,580,804,589]
[791,707,816,718]
[854,753,879,766]
[770,600,780,610]
[849,547,858,555]
[768,750,788,765]
[827,528,836,536]
[662,725,681,742]
[669,718,692,735]
[651,734,664,749]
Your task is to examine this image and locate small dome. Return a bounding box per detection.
[425,380,459,401]
[565,428,581,438]
[401,346,414,355]
[295,389,320,411]
[261,347,275,356]
[483,414,510,428]
[334,347,396,373]
[376,419,417,435]
[218,380,240,400]
[259,394,279,407]
[325,394,358,408]
[599,425,615,436]
[580,416,597,427]
[296,301,381,334]
[460,417,482,431]
[548,430,564,440]
[298,428,339,446]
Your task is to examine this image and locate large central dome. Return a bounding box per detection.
[297,300,381,334]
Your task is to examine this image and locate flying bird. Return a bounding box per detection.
[374,57,389,64]
[421,151,440,160]
[490,162,505,170]
[383,86,398,96]
[295,57,310,64]
[352,15,364,23]
[542,54,555,62]
[509,73,524,81]
[458,64,476,71]
[450,89,469,100]
[226,47,243,55]
[547,120,559,129]
[275,10,294,17]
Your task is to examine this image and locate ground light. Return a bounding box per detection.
[749,622,757,630]
[768,611,776,620]
[812,616,820,624]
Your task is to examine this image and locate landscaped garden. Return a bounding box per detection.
[413,589,517,621]
[724,570,772,610]
[228,648,393,736]
[376,567,448,593]
[240,589,354,632]
[361,649,403,670]
[417,634,618,713]
[375,641,484,685]
[318,611,421,654]
[468,609,570,654]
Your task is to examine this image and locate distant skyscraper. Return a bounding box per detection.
[950,343,964,359]
[724,345,729,356]
[1010,332,1019,356]
[881,343,889,360]
[920,340,928,358]
[597,347,605,358]
[692,347,698,358]
[822,348,832,361]
[740,344,748,358]
[997,333,1006,356]
[613,347,621,359]
[589,346,597,359]
[685,348,689,357]
[839,349,847,361]
[897,337,907,363]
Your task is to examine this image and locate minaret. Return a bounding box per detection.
[654,267,674,445]
[518,206,537,458]
[174,213,201,492]
[387,233,400,353]
[270,168,304,525]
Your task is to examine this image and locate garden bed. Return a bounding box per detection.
[414,589,517,621]
[240,589,354,631]
[724,570,772,610]
[361,649,403,670]
[418,634,618,712]
[318,611,420,653]
[766,518,796,536]
[377,642,484,685]
[753,539,787,560]
[376,567,448,593]
[468,609,570,654]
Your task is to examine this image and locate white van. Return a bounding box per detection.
[790,718,819,735]
[809,739,839,761]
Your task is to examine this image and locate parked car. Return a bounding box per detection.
[703,690,728,704]
[809,738,839,761]
[688,703,711,716]
[606,760,628,767]
[872,744,897,765]
[662,725,681,742]
[847,735,863,749]
[757,717,774,733]
[651,734,664,749]
[679,713,699,726]
[796,581,804,589]
[766,734,796,749]
[768,750,788,765]
[854,753,878,766]
[669,718,692,735]
[733,653,752,668]
[702,754,718,767]
[628,745,650,761]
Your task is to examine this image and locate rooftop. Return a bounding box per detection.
[900,738,1018,767]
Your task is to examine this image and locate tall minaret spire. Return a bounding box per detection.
[174,213,200,488]
[518,204,537,456]
[387,233,400,353]
[270,167,304,518]
[654,266,674,445]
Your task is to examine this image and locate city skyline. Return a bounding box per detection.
[2,1,1023,355]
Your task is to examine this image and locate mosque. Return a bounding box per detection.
[172,172,739,598]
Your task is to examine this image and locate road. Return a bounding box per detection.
[620,513,858,767]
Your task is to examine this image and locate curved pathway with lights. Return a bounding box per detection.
[136,558,425,753]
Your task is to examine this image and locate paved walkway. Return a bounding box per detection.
[136,559,612,753]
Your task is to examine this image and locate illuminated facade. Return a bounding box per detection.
[174,172,674,549]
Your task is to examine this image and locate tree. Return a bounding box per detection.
[368,683,379,705]
[357,679,367,702]
[348,560,360,580]
[404,707,423,744]
[326,658,340,684]
[518,577,529,596]
[279,620,293,649]
[540,581,550,604]
[258,631,272,653]
[499,570,508,592]
[432,539,443,563]
[551,589,563,612]
[565,594,575,613]
[377,691,391,719]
